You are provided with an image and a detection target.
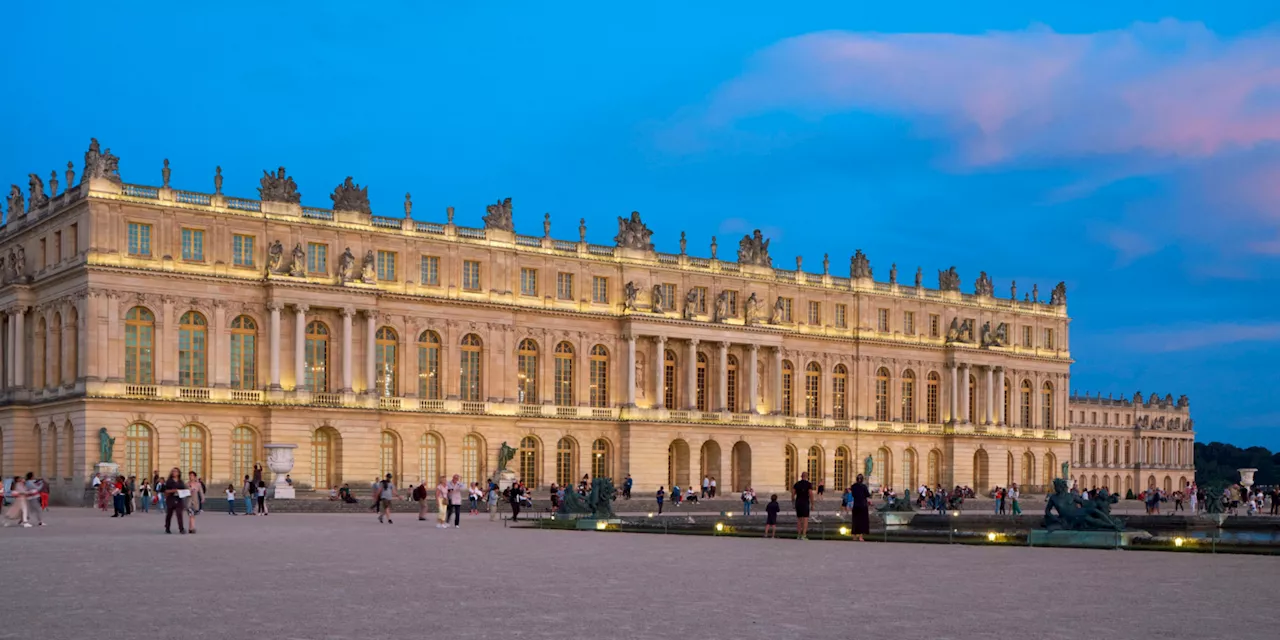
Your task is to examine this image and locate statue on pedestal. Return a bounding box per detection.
[614,211,654,250]
[850,249,872,279]
[98,428,116,463]
[266,240,285,274]
[258,167,301,203]
[289,242,306,277]
[27,174,48,211]
[623,281,639,311]
[737,230,772,267]
[338,247,355,283]
[483,197,514,231]
[330,176,371,214]
[360,249,377,283]
[497,441,517,472]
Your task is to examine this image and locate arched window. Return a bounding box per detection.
[1089,439,1097,464]
[380,431,399,484]
[1041,382,1054,428]
[311,429,334,489]
[832,364,847,420]
[124,307,155,384]
[663,349,677,409]
[589,345,609,408]
[1124,439,1131,465]
[462,434,483,485]
[901,370,916,422]
[460,334,483,402]
[519,436,541,487]
[554,342,575,406]
[374,327,398,397]
[806,445,823,484]
[784,444,797,488]
[875,447,891,489]
[804,362,821,417]
[49,314,62,387]
[591,439,611,479]
[1002,378,1011,425]
[927,449,943,487]
[1019,380,1033,427]
[781,360,795,416]
[231,426,258,483]
[1043,452,1056,487]
[972,449,989,491]
[926,372,940,423]
[178,311,208,387]
[1021,452,1035,487]
[304,321,330,392]
[419,432,441,484]
[726,355,739,413]
[124,423,152,479]
[179,424,207,478]
[695,353,709,411]
[556,437,577,487]
[874,367,890,421]
[230,315,257,390]
[417,331,441,400]
[904,449,918,488]
[1113,440,1120,465]
[834,446,849,490]
[516,338,539,404]
[1102,439,1110,465]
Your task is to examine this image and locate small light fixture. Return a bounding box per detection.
[715,522,724,532]
[595,521,608,531]
[647,512,654,518]
[1174,537,1184,547]
[987,532,997,542]
[725,512,732,518]
[951,511,960,517]
[839,526,850,536]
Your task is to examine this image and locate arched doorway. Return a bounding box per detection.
[311,427,342,490]
[927,449,943,487]
[1163,476,1173,493]
[973,449,989,492]
[667,439,690,489]
[731,441,751,491]
[699,440,721,489]
[1021,452,1035,488]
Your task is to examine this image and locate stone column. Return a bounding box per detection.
[267,302,282,390]
[686,338,699,410]
[717,341,729,412]
[747,344,759,414]
[653,336,667,409]
[771,347,782,414]
[211,300,227,387]
[363,310,378,394]
[15,306,26,388]
[948,363,958,424]
[984,366,994,425]
[959,363,971,423]
[45,309,56,389]
[624,335,636,407]
[293,304,308,391]
[994,367,1005,425]
[340,306,354,393]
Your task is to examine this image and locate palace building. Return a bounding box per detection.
[0,140,1195,503]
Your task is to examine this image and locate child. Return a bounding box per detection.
[656,486,665,515]
[765,494,780,538]
[226,485,237,515]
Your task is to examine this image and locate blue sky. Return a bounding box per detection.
[4,2,1278,448]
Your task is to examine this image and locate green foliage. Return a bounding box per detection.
[1125,489,1135,500]
[1194,442,1278,486]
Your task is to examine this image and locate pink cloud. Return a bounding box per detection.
[1119,323,1280,353]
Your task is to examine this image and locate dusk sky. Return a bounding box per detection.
[4,2,1278,448]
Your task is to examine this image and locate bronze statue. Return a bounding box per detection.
[557,477,618,518]
[98,428,116,463]
[497,441,517,471]
[1042,478,1124,531]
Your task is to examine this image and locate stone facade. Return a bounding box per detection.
[1067,391,1196,496]
[0,141,1192,503]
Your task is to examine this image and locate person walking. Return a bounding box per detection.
[185,471,204,533]
[791,471,815,540]
[764,494,780,538]
[377,474,395,524]
[445,474,464,528]
[154,474,166,512]
[413,481,429,521]
[468,483,481,516]
[1010,483,1022,516]
[701,475,710,499]
[504,480,521,522]
[24,474,45,527]
[110,477,125,517]
[709,476,718,499]
[242,476,255,516]
[623,475,633,500]
[487,484,500,521]
[435,476,449,528]
[3,477,32,527]
[256,480,269,515]
[656,486,665,515]
[850,475,872,542]
[162,467,187,534]
[139,481,152,514]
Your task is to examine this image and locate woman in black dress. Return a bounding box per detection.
[849,474,872,541]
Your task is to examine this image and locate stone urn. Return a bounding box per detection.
[1238,468,1258,493]
[265,444,297,499]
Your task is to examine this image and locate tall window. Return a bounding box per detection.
[903,311,916,336]
[460,334,483,401]
[127,222,152,257]
[875,367,890,421]
[554,342,575,406]
[516,339,539,404]
[380,431,399,483]
[928,449,942,487]
[592,276,609,303]
[929,314,941,338]
[877,308,889,332]
[462,434,483,485]
[725,290,739,317]
[376,251,397,281]
[1022,326,1033,347]
[835,303,847,328]
[231,426,257,483]
[661,284,677,310]
[179,424,206,478]
[832,364,847,419]
[178,311,208,387]
[1003,379,1011,425]
[124,306,154,384]
[589,345,609,408]
[304,321,329,392]
[834,447,849,490]
[1043,328,1055,350]
[695,353,708,411]
[230,315,257,390]
[417,331,441,400]
[693,287,708,314]
[1020,380,1033,426]
[519,436,540,486]
[462,260,481,291]
[591,439,610,479]
[726,355,739,413]
[374,327,398,397]
[181,228,204,261]
[420,432,440,484]
[804,362,821,417]
[308,242,328,274]
[663,349,677,409]
[556,437,576,487]
[233,234,255,267]
[781,360,794,416]
[1042,382,1054,427]
[784,444,797,488]
[779,298,793,322]
[124,423,152,479]
[926,372,940,423]
[556,272,574,300]
[904,449,918,488]
[520,267,538,296]
[311,429,332,489]
[806,446,823,484]
[419,255,439,285]
[807,301,821,325]
[901,370,916,422]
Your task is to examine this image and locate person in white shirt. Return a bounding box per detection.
[376,474,396,524]
[701,476,710,499]
[445,474,465,528]
[709,477,718,498]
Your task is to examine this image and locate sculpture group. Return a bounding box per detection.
[557,477,618,519]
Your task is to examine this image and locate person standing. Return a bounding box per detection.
[849,476,872,541]
[701,475,710,499]
[413,481,429,521]
[23,474,45,527]
[656,486,665,515]
[487,484,500,521]
[468,483,481,516]
[3,477,31,527]
[185,471,204,533]
[162,467,187,534]
[377,474,395,524]
[435,476,449,528]
[1010,483,1022,516]
[445,474,464,527]
[226,485,237,515]
[709,476,718,499]
[242,476,255,516]
[252,463,263,488]
[791,471,815,540]
[504,480,521,522]
[110,477,125,517]
[764,494,780,538]
[623,475,633,500]
[256,480,268,515]
[742,487,754,516]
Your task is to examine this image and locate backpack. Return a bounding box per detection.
[412,484,427,502]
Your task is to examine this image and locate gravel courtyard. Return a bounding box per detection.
[4,508,1273,640]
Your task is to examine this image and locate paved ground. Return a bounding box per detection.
[3,508,1274,640]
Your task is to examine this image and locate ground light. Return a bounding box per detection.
[839,526,850,536]
[595,521,608,531]
[1174,537,1184,547]
[647,513,654,518]
[987,532,998,542]
[715,522,724,532]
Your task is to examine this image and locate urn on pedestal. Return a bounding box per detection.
[265,444,298,499]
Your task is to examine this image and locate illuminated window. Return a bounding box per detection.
[376,251,397,281]
[725,290,739,317]
[127,222,152,257]
[231,426,257,483]
[808,301,821,325]
[124,307,154,384]
[179,424,207,479]
[779,298,793,323]
[834,303,847,328]
[875,367,890,421]
[926,372,940,423]
[462,260,481,291]
[693,287,708,315]
[181,228,204,261]
[1020,380,1033,426]
[901,370,916,422]
[785,444,797,488]
[462,434,484,485]
[806,446,823,484]
[419,256,440,285]
[233,234,254,267]
[781,360,794,415]
[1042,382,1054,427]
[460,334,483,401]
[589,345,609,408]
[518,436,541,487]
[304,321,329,392]
[832,364,847,419]
[1022,326,1033,348]
[695,352,708,411]
[419,432,440,484]
[929,314,940,338]
[591,439,610,479]
[834,447,849,490]
[726,355,739,413]
[124,423,152,479]
[661,284,677,310]
[374,327,398,397]
[311,429,333,489]
[516,339,539,404]
[178,311,207,387]
[556,437,576,487]
[556,272,574,300]
[804,362,821,417]
[663,349,677,408]
[554,341,575,406]
[230,315,257,390]
[380,431,399,484]
[520,267,538,296]
[417,331,441,400]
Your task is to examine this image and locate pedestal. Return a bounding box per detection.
[492,469,518,492]
[95,462,119,481]
[265,443,297,499]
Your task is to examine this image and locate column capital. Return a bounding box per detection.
[266,301,283,312]
[341,305,356,318]
[361,308,380,320]
[625,334,637,344]
[688,337,700,347]
[748,343,759,353]
[993,365,1004,374]
[294,303,310,314]
[717,340,730,350]
[654,335,667,345]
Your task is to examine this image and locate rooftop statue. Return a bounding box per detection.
[330,176,371,214]
[914,267,922,288]
[27,173,48,211]
[483,197,514,231]
[737,229,772,267]
[556,477,618,519]
[889,263,897,285]
[1042,479,1124,531]
[974,271,993,297]
[259,166,301,204]
[6,185,24,219]
[980,321,1010,348]
[614,211,654,250]
[1050,281,1067,306]
[849,249,872,279]
[82,138,122,184]
[938,266,961,292]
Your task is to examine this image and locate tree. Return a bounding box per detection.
[1194,442,1279,487]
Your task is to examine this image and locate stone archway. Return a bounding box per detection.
[667,439,690,489]
[973,449,989,492]
[731,441,752,492]
[699,440,722,495]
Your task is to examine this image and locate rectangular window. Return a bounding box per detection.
[556,272,574,300]
[376,250,397,281]
[929,314,940,338]
[835,303,847,328]
[1022,326,1033,348]
[39,238,46,267]
[420,255,440,285]
[68,224,77,258]
[661,283,677,310]
[307,243,328,274]
[520,267,538,296]
[128,222,152,257]
[592,276,609,303]
[232,234,254,267]
[54,231,62,263]
[726,290,738,317]
[462,260,481,291]
[181,228,204,262]
[807,301,821,325]
[903,311,915,336]
[780,298,793,323]
[693,286,708,314]
[1043,328,1055,349]
[877,308,890,333]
